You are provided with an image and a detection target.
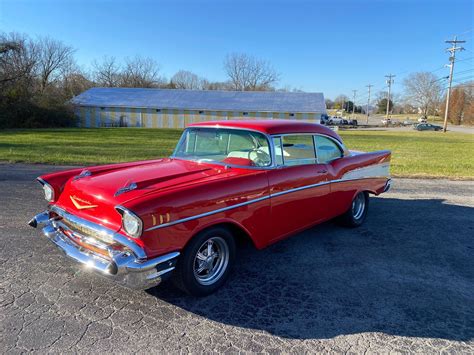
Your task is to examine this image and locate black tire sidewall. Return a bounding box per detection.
[176,226,236,296]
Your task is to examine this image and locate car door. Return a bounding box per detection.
[267,134,331,242]
[315,135,355,217]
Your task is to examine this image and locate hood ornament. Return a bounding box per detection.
[114,181,138,197]
[73,169,92,181]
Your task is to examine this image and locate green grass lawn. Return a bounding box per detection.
[0,128,472,179]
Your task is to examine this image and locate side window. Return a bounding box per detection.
[315,136,343,163]
[281,135,317,166]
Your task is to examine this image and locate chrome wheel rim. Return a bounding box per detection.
[193,236,229,286]
[352,193,366,220]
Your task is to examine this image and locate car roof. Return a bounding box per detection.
[188,120,343,142]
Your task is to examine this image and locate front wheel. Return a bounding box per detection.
[172,226,236,296]
[337,191,369,228]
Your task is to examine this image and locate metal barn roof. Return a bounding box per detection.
[71,88,326,113]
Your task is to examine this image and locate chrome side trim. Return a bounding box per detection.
[270,180,332,198]
[145,176,390,232]
[145,194,271,231]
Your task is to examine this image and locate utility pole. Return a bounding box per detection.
[352,90,357,119]
[385,74,395,119]
[366,84,373,124]
[443,36,465,132]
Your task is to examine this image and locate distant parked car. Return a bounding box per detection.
[403,119,415,126]
[328,117,357,126]
[320,114,330,125]
[414,123,442,131]
[328,116,343,125]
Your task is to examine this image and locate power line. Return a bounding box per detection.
[455,68,474,75]
[454,75,474,81]
[443,36,466,132]
[454,28,473,38]
[454,56,473,64]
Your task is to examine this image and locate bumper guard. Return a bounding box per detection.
[29,208,179,290]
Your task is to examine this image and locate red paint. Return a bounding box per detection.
[190,119,343,141]
[39,121,391,259]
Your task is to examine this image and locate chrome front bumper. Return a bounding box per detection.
[29,207,179,290]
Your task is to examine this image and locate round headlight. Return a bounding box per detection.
[122,210,142,238]
[43,184,54,202]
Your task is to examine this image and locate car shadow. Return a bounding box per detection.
[146,197,474,341]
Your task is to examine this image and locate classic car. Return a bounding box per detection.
[29,120,391,296]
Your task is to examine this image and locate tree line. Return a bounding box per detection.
[1,31,471,128]
[0,32,281,128]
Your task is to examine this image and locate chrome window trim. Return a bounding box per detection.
[270,132,345,167]
[170,126,276,170]
[313,134,346,164]
[144,176,389,232]
[276,133,318,167]
[169,127,346,171]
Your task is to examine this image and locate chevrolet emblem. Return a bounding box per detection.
[70,195,98,210]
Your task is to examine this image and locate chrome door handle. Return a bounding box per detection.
[317,169,327,174]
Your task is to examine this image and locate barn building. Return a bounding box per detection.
[70,87,326,128]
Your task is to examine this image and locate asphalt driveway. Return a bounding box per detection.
[1,164,473,353]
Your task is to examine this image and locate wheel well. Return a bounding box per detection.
[187,222,256,250]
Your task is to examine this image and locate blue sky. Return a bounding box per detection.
[1,0,472,101]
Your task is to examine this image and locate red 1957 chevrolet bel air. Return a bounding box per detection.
[30,120,391,296]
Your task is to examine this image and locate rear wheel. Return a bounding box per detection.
[337,191,369,228]
[172,226,236,296]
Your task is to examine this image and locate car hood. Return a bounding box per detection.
[55,158,226,230]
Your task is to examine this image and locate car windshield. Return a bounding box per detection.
[173,127,272,167]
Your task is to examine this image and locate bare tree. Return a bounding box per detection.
[403,72,444,116]
[121,56,163,88]
[36,37,75,93]
[62,71,94,97]
[203,81,231,91]
[170,70,207,89]
[334,94,349,110]
[0,32,38,86]
[92,56,122,87]
[224,53,279,91]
